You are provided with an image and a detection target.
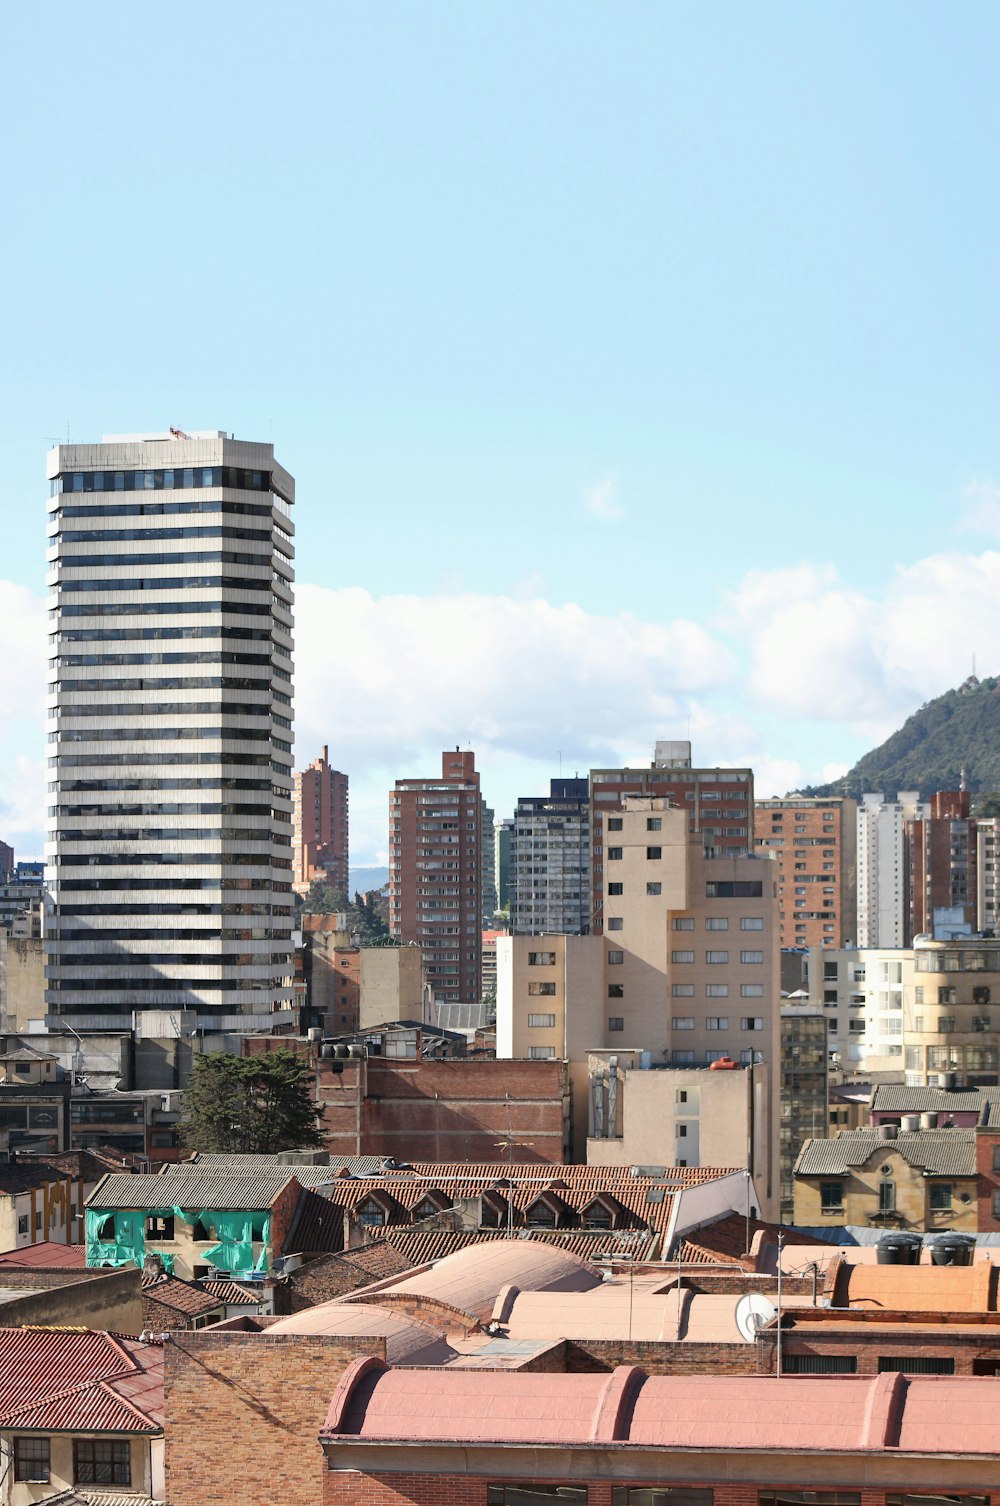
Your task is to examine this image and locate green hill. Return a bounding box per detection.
[803,675,1000,801]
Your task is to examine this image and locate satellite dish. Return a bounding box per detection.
[735,1293,777,1343]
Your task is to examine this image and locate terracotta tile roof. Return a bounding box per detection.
[0,1240,87,1268]
[311,1162,733,1236]
[678,1214,817,1268]
[284,1186,346,1253]
[199,1279,268,1306]
[140,1273,224,1318]
[0,1329,163,1432]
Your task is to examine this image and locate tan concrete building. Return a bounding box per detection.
[0,934,46,1032]
[358,945,430,1029]
[586,1049,767,1194]
[755,793,857,948]
[793,1126,977,1232]
[498,796,780,1216]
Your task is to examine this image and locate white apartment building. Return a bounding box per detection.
[45,433,296,1029]
[856,791,928,948]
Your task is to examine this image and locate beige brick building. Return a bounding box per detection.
[755,793,857,948]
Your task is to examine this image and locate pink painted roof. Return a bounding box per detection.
[266,1301,456,1365]
[0,1330,163,1433]
[323,1365,1000,1457]
[0,1241,87,1268]
[381,1237,600,1319]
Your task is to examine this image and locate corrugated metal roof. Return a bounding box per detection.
[190,1152,385,1174]
[88,1164,335,1212]
[795,1129,976,1177]
[872,1083,1000,1113]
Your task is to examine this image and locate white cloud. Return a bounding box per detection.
[584,474,623,522]
[295,584,732,861]
[958,481,1000,537]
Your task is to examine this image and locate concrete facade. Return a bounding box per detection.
[589,741,754,936]
[510,777,591,936]
[857,791,928,949]
[45,433,296,1030]
[497,800,780,1215]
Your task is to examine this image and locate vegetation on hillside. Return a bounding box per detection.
[803,676,1000,801]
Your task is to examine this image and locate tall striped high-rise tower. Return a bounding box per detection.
[44,432,296,1030]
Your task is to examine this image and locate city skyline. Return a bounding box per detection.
[2,6,999,864]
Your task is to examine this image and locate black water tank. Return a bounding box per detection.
[925,1232,976,1266]
[876,1232,923,1265]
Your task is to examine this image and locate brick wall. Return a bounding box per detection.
[164,1331,384,1506]
[563,1338,761,1376]
[270,1174,306,1260]
[316,1057,568,1164]
[977,1127,1000,1229]
[758,1324,1000,1376]
[323,1473,901,1506]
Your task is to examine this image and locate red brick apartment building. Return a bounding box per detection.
[754,794,857,948]
[390,750,482,1005]
[908,789,977,939]
[294,746,350,896]
[590,742,753,934]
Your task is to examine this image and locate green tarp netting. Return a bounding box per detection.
[86,1209,146,1269]
[86,1206,270,1274]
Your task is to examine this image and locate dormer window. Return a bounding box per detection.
[357,1197,387,1228]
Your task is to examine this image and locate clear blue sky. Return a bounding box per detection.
[2,3,999,862]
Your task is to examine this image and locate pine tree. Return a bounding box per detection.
[180,1050,324,1154]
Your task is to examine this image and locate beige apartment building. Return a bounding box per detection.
[497,797,780,1216]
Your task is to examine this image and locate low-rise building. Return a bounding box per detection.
[0,1327,163,1505]
[793,1127,977,1231]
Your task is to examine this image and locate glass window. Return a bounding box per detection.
[929,1183,953,1211]
[672,950,694,964]
[672,1017,695,1030]
[647,846,662,859]
[646,817,662,831]
[74,1439,131,1486]
[613,1491,714,1506]
[672,915,692,928]
[608,817,623,831]
[879,1180,896,1212]
[647,882,662,895]
[608,883,624,896]
[740,950,764,964]
[671,983,694,996]
[758,1495,860,1506]
[608,1016,624,1032]
[886,1496,988,1506]
[820,1180,843,1212]
[608,983,624,998]
[705,917,728,931]
[528,952,556,966]
[607,949,624,964]
[489,1488,587,1505]
[527,1013,556,1028]
[706,950,729,964]
[14,1438,50,1482]
[529,1045,555,1059]
[608,847,622,861]
[607,916,624,931]
[877,1356,955,1375]
[527,982,556,996]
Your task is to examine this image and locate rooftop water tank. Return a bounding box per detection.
[876,1232,922,1265]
